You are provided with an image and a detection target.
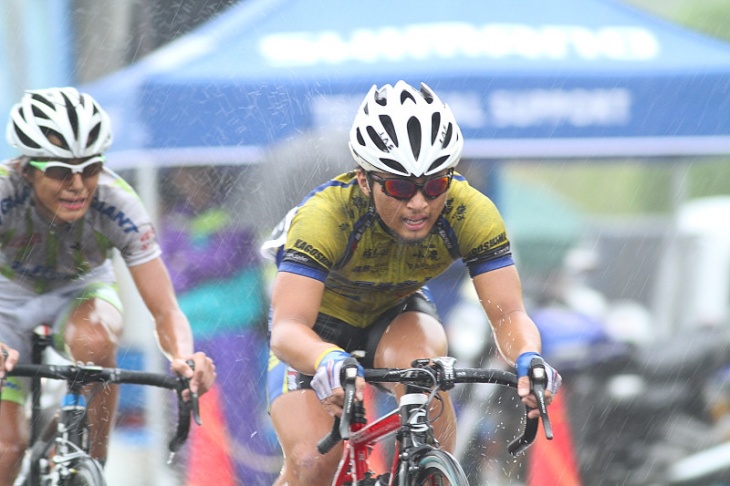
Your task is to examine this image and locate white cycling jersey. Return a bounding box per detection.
[0,159,162,402]
[0,159,161,293]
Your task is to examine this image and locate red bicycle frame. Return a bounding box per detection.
[332,407,400,485]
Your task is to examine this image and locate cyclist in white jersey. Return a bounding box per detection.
[0,87,216,485]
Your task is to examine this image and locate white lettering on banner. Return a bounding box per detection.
[312,92,488,130]
[311,89,629,130]
[437,93,488,128]
[490,89,631,127]
[258,24,659,66]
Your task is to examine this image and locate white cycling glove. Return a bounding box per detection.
[311,348,363,401]
[516,352,562,395]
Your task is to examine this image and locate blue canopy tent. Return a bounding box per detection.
[83,0,730,323]
[86,0,730,169]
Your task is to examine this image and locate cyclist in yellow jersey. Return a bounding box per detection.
[261,80,562,485]
[0,87,216,485]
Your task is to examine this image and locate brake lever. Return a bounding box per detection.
[167,359,202,465]
[339,357,359,440]
[529,357,553,440]
[185,359,202,426]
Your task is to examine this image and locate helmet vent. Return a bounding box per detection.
[420,85,435,104]
[379,115,398,148]
[431,113,441,145]
[379,158,408,174]
[427,156,449,173]
[407,117,421,160]
[366,126,389,152]
[31,93,54,110]
[400,90,416,105]
[13,126,41,149]
[87,123,102,148]
[41,128,70,150]
[30,106,50,120]
[61,91,80,139]
[442,123,454,148]
[355,128,366,146]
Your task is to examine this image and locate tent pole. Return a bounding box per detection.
[136,164,180,486]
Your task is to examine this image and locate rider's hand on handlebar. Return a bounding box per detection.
[311,348,365,416]
[171,351,216,398]
[515,352,562,419]
[0,345,18,377]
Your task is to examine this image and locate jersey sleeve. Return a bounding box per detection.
[118,222,162,267]
[277,196,347,283]
[97,174,162,268]
[452,184,514,277]
[0,164,21,232]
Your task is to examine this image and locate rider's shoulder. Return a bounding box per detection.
[314,171,360,199]
[298,170,363,214]
[447,173,499,210]
[94,168,143,203]
[0,159,29,196]
[0,158,23,180]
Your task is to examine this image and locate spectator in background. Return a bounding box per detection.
[158,165,280,485]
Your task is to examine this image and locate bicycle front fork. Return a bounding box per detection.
[59,390,89,452]
[396,392,435,481]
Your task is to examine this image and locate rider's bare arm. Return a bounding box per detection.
[129,257,215,395]
[269,272,334,375]
[472,266,549,413]
[472,266,542,364]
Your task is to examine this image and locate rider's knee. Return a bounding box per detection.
[377,313,448,368]
[378,339,448,369]
[0,436,27,465]
[0,407,31,483]
[63,299,122,366]
[65,326,118,366]
[416,338,448,358]
[285,443,339,483]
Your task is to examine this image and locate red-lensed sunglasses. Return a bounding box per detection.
[367,169,453,201]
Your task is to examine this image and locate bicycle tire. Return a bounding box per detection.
[411,450,469,486]
[63,457,107,486]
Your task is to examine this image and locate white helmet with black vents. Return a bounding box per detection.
[348,80,463,177]
[6,87,112,158]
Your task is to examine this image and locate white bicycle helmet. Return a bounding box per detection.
[349,81,463,177]
[6,87,112,158]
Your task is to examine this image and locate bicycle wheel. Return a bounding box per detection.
[64,457,107,486]
[411,450,469,486]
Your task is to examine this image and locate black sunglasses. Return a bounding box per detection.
[367,170,453,201]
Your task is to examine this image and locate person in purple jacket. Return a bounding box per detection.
[159,165,279,484]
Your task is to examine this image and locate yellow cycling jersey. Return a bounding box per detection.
[262,170,513,328]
